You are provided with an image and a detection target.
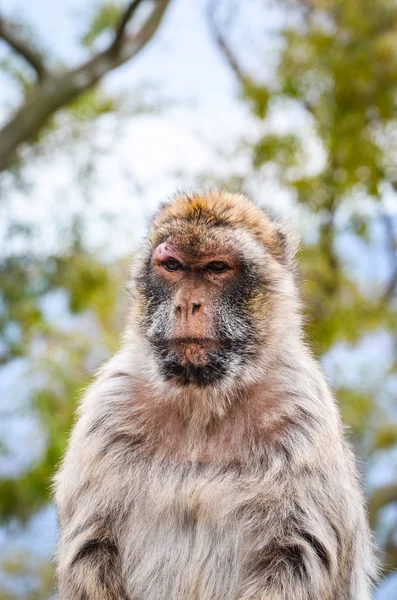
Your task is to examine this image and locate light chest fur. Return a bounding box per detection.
[120,458,250,599]
[106,444,338,600]
[56,345,369,600]
[54,191,377,600]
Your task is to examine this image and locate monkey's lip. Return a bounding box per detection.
[169,338,220,367]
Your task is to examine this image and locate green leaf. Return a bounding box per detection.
[81,1,122,47]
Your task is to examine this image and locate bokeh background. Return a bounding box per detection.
[0,0,396,597]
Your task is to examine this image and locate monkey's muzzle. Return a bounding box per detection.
[151,336,233,386]
[170,338,219,367]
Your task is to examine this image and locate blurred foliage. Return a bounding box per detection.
[81,1,122,48]
[0,7,136,596]
[0,550,54,600]
[0,0,397,597]
[0,239,125,596]
[0,244,124,517]
[237,0,397,575]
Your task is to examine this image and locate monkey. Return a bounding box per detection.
[54,190,378,600]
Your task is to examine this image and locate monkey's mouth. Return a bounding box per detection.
[152,337,231,386]
[170,338,220,367]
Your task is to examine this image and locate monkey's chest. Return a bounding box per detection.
[120,462,254,600]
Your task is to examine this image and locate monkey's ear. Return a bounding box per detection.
[272,222,300,267]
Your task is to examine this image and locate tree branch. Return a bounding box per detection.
[206,2,317,118]
[0,0,171,175]
[0,15,49,81]
[206,1,255,87]
[110,0,146,54]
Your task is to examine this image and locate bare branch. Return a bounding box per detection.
[206,2,317,117]
[0,0,171,174]
[110,0,170,62]
[0,15,49,80]
[206,1,255,87]
[381,212,397,302]
[110,0,146,54]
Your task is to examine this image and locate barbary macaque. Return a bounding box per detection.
[54,190,377,600]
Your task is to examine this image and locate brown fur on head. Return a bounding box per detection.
[149,189,298,266]
[127,190,300,393]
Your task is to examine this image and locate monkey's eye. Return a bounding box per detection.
[206,261,229,273]
[163,259,182,272]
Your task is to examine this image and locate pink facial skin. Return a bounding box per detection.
[152,242,183,266]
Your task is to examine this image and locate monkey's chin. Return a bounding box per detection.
[161,359,228,387]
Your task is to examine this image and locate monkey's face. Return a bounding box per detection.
[137,228,260,387]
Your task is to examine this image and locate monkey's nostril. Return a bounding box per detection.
[191,303,201,315]
[175,305,183,316]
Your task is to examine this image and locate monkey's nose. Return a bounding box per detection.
[175,301,202,318]
[191,302,201,315]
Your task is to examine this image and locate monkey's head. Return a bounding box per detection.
[129,191,299,389]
